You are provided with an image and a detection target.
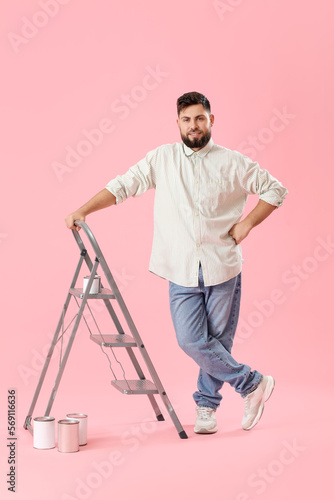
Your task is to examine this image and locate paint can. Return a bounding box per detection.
[66,413,88,446]
[57,419,79,453]
[33,416,55,450]
[83,275,101,294]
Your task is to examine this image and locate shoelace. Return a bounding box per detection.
[197,406,214,420]
[243,395,251,410]
[243,384,262,410]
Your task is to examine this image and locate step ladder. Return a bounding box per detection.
[23,220,188,439]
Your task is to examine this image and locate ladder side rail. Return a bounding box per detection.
[73,227,125,335]
[125,347,146,379]
[102,299,125,335]
[73,229,94,269]
[24,252,86,430]
[44,259,100,416]
[125,347,165,421]
[73,221,104,261]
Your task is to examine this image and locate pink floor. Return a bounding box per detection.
[9,373,332,500]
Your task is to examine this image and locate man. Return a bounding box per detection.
[65,92,288,434]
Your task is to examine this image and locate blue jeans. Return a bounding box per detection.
[169,264,263,409]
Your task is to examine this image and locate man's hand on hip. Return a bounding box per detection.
[228,200,277,244]
[228,220,252,245]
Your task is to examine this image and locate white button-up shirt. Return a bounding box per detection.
[105,138,287,286]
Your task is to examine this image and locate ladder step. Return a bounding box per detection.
[90,334,137,347]
[111,379,159,394]
[70,287,115,299]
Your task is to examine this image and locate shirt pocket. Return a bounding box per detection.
[204,176,244,218]
[206,176,234,204]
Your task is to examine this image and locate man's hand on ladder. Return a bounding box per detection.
[65,212,86,231]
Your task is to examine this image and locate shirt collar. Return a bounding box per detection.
[182,137,214,158]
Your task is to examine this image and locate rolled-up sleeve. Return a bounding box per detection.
[105,147,158,204]
[237,154,288,207]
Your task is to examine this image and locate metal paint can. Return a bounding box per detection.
[33,416,55,450]
[66,413,88,446]
[57,419,79,453]
[83,275,101,294]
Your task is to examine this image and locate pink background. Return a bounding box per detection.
[1,0,333,498]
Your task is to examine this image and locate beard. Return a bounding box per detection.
[181,129,211,149]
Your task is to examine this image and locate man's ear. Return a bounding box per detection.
[210,114,215,126]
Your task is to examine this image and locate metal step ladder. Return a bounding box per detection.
[23,220,188,439]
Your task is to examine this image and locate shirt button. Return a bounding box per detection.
[197,244,200,247]
[195,213,199,216]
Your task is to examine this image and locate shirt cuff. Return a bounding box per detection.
[259,187,288,208]
[105,179,125,205]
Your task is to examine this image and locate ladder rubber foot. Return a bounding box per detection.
[156,414,165,421]
[179,430,188,439]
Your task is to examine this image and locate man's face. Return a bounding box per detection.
[177,104,214,151]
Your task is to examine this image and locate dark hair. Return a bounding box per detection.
[177,91,211,116]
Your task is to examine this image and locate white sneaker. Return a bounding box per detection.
[242,375,275,430]
[194,406,218,434]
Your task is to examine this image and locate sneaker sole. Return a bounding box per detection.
[243,376,275,431]
[194,425,218,434]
